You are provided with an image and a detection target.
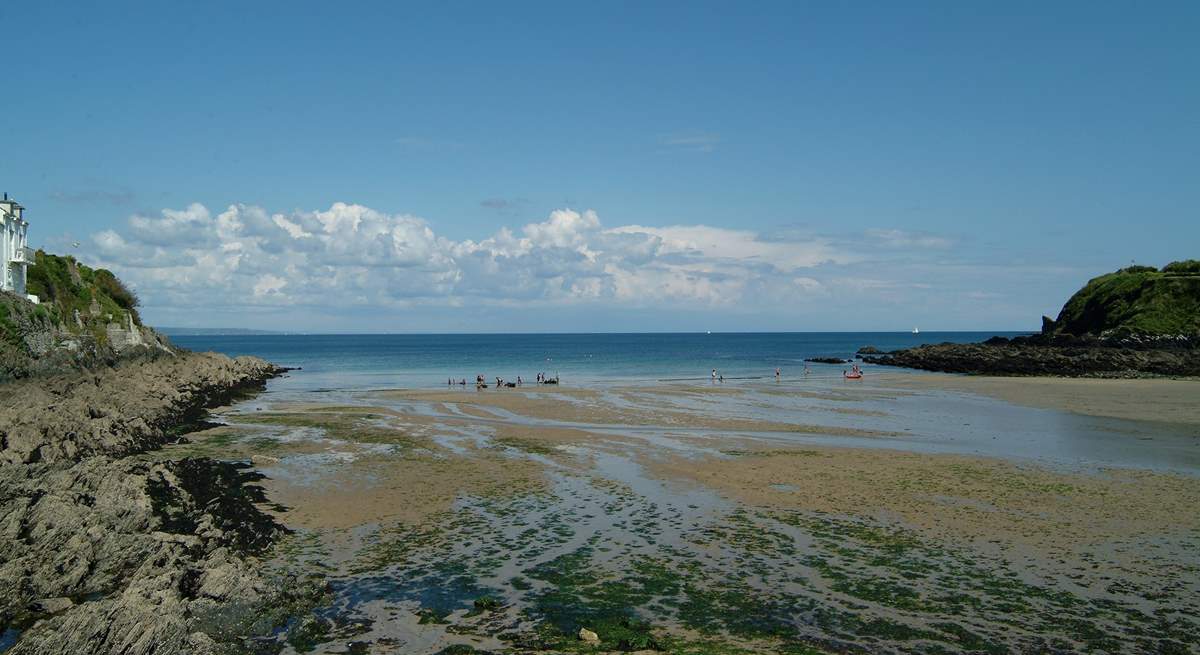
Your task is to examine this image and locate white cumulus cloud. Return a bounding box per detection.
[86,202,967,327]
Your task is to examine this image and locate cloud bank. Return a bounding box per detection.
[90,203,871,311]
[83,201,1056,330]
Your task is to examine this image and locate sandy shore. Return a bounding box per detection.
[202,380,1200,550]
[153,376,1200,654]
[649,441,1200,549]
[882,373,1200,424]
[380,387,906,437]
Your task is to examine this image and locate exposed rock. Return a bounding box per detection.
[1,290,176,383]
[856,346,885,355]
[872,260,1200,377]
[0,350,325,654]
[865,342,1200,377]
[0,352,282,465]
[0,252,335,653]
[0,457,286,642]
[804,357,849,364]
[0,444,328,655]
[29,598,72,614]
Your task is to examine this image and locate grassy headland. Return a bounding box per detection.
[868,260,1200,376]
[1046,260,1200,337]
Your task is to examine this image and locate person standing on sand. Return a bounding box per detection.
[712,369,717,383]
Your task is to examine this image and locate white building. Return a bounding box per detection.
[1,192,37,303]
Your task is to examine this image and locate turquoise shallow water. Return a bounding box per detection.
[171,331,1022,390]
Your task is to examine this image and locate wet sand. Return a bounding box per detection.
[650,442,1200,548]
[160,376,1200,654]
[886,373,1200,424]
[381,386,908,437]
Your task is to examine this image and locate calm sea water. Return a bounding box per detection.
[171,332,1024,390]
[174,331,1200,474]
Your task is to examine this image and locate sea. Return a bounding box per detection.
[171,329,1200,477]
[170,331,1024,391]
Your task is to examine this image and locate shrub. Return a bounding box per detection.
[1162,260,1200,274]
[93,269,139,310]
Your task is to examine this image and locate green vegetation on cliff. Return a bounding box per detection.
[1,251,162,381]
[1048,260,1200,337]
[25,250,140,326]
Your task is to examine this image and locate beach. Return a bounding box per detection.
[157,371,1200,654]
[9,4,1200,652]
[887,373,1200,424]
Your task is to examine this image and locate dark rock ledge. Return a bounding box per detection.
[864,336,1200,377]
[0,353,327,655]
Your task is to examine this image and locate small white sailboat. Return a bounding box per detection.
[912,327,920,334]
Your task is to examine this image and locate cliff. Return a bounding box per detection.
[1043,260,1200,339]
[1,251,173,381]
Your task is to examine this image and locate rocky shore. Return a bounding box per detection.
[864,338,1200,377]
[866,260,1200,377]
[0,353,282,465]
[0,352,325,654]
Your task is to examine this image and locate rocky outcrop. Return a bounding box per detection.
[0,457,316,655]
[870,260,1200,377]
[0,353,281,465]
[804,357,850,364]
[0,352,326,654]
[1,290,175,383]
[865,341,1200,377]
[1043,261,1200,338]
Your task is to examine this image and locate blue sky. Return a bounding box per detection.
[1,1,1197,332]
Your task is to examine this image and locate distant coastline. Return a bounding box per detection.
[156,327,284,336]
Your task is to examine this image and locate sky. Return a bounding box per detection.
[1,1,1197,332]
